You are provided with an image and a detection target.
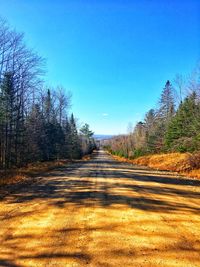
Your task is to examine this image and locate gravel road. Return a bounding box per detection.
[0,150,200,267]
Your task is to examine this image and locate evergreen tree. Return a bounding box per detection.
[80,123,94,138]
[80,123,95,154]
[150,80,176,152]
[0,19,89,171]
[44,89,52,123]
[42,89,64,160]
[158,80,175,123]
[144,109,157,152]
[0,72,16,168]
[25,104,46,162]
[165,92,200,152]
[69,114,81,159]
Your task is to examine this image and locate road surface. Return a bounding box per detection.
[0,150,200,267]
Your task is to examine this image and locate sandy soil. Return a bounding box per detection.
[0,150,200,267]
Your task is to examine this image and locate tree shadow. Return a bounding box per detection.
[0,259,21,267]
[1,151,200,266]
[0,151,200,215]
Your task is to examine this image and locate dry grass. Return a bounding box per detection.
[0,153,95,187]
[133,153,191,172]
[0,160,70,186]
[187,169,200,179]
[111,152,200,179]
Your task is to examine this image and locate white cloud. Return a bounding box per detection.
[102,113,109,117]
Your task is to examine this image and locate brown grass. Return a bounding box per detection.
[0,160,70,186]
[133,153,191,172]
[0,152,95,187]
[111,152,200,179]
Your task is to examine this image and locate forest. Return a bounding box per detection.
[106,69,200,160]
[0,3,199,267]
[0,18,95,172]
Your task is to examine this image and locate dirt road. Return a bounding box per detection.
[0,150,200,267]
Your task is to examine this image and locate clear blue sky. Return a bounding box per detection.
[0,0,199,134]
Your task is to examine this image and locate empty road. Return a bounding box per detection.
[0,150,200,267]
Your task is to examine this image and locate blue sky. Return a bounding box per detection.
[0,0,199,134]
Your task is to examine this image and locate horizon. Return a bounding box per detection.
[0,0,199,134]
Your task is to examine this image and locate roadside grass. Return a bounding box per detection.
[111,152,200,179]
[0,154,93,187]
[0,160,70,186]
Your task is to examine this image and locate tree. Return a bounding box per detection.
[0,18,43,169]
[133,122,146,150]
[80,123,94,138]
[165,92,200,152]
[80,123,95,155]
[0,17,93,172]
[0,72,17,168]
[158,80,175,123]
[56,86,71,126]
[69,114,82,159]
[44,89,54,123]
[25,104,46,162]
[150,80,176,152]
[144,109,157,152]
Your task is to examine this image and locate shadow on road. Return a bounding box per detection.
[1,151,200,214]
[0,150,200,267]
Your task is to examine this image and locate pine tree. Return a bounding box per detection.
[63,116,72,158]
[158,80,175,123]
[165,92,200,151]
[69,114,81,159]
[144,109,156,152]
[150,81,176,152]
[25,104,46,162]
[44,89,53,123]
[0,72,16,168]
[80,123,94,138]
[80,123,95,154]
[54,122,65,160]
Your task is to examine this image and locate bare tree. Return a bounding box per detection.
[55,86,71,125]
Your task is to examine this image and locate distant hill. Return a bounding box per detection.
[94,134,114,140]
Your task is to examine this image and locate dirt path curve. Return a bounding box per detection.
[0,150,200,267]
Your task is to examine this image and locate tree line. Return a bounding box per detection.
[0,18,95,170]
[106,67,200,158]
